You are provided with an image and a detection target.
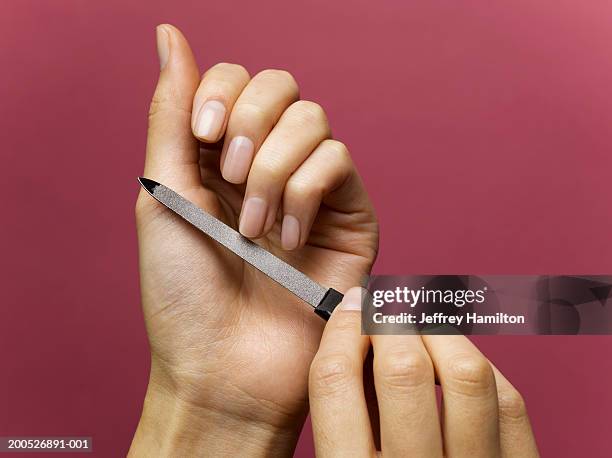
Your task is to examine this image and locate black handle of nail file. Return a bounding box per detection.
[314,288,344,320]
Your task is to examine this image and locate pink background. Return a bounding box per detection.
[2,1,611,456]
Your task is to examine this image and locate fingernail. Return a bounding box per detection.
[155,25,169,70]
[195,100,226,140]
[222,136,255,183]
[281,214,301,250]
[339,287,364,311]
[239,197,267,238]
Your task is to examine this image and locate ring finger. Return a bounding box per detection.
[371,334,443,457]
[422,335,501,457]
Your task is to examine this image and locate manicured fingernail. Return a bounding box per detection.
[195,100,226,140]
[156,25,169,70]
[339,287,364,311]
[222,136,255,183]
[239,197,267,238]
[281,214,301,250]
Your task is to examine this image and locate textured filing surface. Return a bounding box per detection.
[140,178,328,308]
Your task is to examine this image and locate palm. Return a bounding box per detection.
[138,143,377,425]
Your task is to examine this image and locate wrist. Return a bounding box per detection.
[129,366,303,457]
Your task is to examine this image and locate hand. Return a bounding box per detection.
[309,288,539,458]
[130,25,378,456]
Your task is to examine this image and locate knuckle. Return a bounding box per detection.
[286,177,323,201]
[256,69,298,91]
[205,62,249,79]
[148,95,165,118]
[251,155,286,181]
[148,91,185,120]
[309,353,355,396]
[230,102,269,125]
[289,100,328,127]
[445,354,495,396]
[498,388,527,421]
[375,351,433,391]
[321,139,352,176]
[324,139,350,159]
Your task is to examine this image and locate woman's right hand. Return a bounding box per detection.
[131,24,378,457]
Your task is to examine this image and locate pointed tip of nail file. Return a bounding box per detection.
[138,177,160,195]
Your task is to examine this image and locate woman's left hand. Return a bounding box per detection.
[309,287,540,457]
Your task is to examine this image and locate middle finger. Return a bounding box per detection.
[220,69,300,184]
[422,334,501,457]
[371,334,443,457]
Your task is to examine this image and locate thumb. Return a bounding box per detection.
[143,24,201,192]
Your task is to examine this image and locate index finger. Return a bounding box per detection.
[191,63,250,142]
[309,288,375,458]
[421,335,501,458]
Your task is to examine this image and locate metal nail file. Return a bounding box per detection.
[138,177,344,320]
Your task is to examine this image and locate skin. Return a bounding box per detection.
[131,23,539,457]
[130,24,378,457]
[310,287,540,458]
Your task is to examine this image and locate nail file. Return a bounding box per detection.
[138,177,344,320]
